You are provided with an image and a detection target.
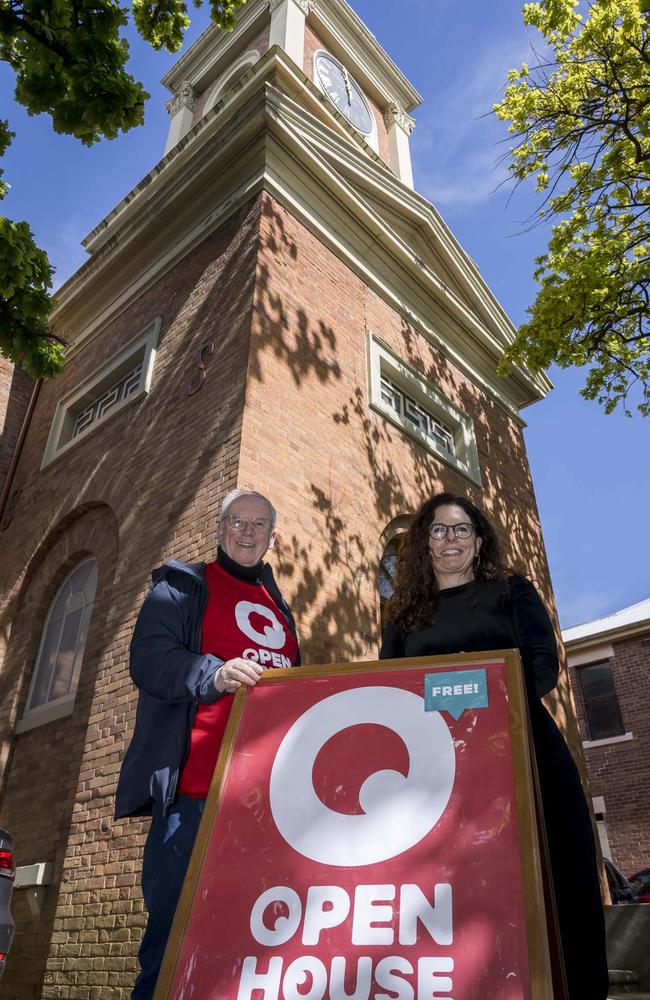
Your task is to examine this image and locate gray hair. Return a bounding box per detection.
[219,489,277,528]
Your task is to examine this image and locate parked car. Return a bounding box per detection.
[604,857,637,904]
[628,868,650,903]
[0,829,15,977]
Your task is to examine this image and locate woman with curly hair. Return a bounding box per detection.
[380,492,608,1000]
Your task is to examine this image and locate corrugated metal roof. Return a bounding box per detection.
[562,598,650,644]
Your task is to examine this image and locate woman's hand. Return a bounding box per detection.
[214,657,264,694]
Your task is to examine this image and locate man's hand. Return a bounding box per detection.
[214,658,264,694]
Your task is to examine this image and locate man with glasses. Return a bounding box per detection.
[116,490,299,999]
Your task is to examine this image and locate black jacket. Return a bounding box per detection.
[115,559,299,818]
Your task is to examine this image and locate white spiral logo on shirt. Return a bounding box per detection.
[235,601,286,649]
[269,686,455,866]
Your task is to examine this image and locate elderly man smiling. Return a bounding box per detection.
[115,489,300,999]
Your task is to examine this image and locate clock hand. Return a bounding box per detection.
[342,67,352,106]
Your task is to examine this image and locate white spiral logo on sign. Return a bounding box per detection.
[269,686,455,867]
[235,601,286,649]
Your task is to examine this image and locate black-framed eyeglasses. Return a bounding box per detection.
[221,516,272,533]
[429,522,475,540]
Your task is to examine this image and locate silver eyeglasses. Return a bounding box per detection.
[222,516,272,533]
[429,522,475,540]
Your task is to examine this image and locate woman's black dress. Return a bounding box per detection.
[380,575,608,1000]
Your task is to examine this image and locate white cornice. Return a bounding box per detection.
[258,116,546,413]
[83,47,363,253]
[270,94,549,398]
[53,49,548,414]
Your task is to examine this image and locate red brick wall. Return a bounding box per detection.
[0,507,120,999]
[0,199,263,999]
[303,24,392,170]
[240,192,560,668]
[570,631,650,875]
[0,190,571,998]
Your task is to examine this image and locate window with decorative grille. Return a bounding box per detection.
[71,362,143,440]
[368,333,481,484]
[42,318,160,467]
[380,376,455,456]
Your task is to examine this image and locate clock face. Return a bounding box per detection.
[314,52,374,137]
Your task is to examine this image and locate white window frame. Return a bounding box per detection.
[42,318,160,467]
[367,332,481,485]
[592,796,612,860]
[204,50,261,115]
[16,558,98,734]
[577,658,626,744]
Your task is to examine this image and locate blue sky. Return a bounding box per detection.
[1,0,647,626]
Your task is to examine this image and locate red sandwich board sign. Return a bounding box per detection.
[155,651,554,999]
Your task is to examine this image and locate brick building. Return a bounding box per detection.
[563,599,650,878]
[0,1,576,997]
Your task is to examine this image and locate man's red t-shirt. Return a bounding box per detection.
[178,561,298,797]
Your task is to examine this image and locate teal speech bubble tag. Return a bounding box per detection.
[424,669,488,720]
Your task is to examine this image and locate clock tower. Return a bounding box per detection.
[162,0,419,184]
[0,3,566,998]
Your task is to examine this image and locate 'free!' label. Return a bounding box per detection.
[424,668,488,720]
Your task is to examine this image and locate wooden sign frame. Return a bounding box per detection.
[155,650,555,999]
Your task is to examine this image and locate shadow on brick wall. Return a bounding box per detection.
[0,189,572,998]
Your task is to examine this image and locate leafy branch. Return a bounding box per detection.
[495,0,650,415]
[0,0,248,377]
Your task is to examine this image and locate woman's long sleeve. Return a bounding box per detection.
[509,575,559,700]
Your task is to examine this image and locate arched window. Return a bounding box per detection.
[17,558,98,732]
[378,516,412,634]
[379,536,402,632]
[204,50,260,115]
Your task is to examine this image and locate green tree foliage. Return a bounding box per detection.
[495,0,650,415]
[0,0,248,378]
[0,113,63,377]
